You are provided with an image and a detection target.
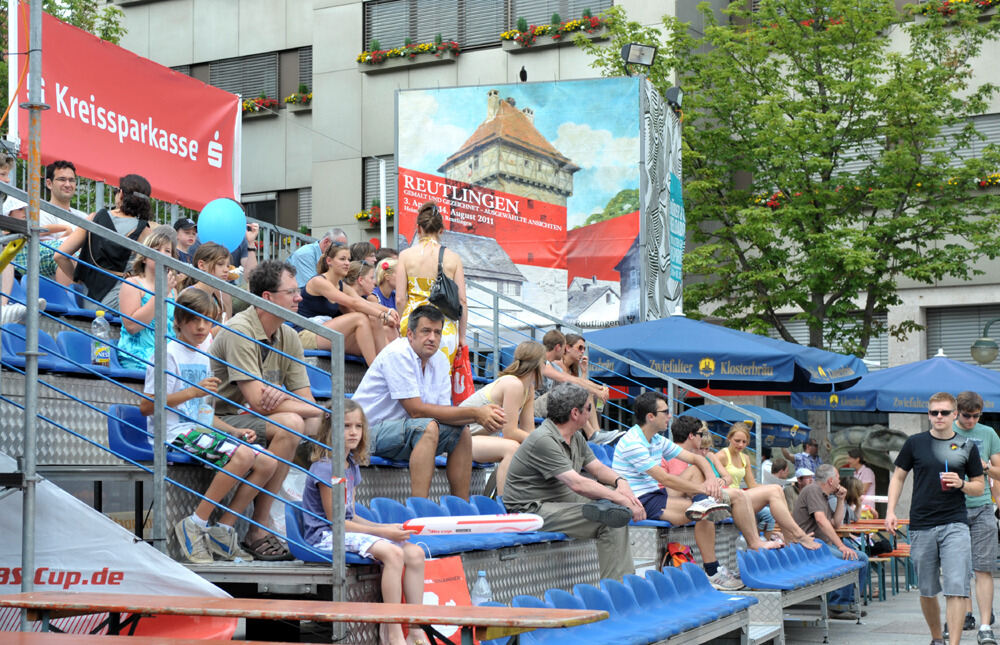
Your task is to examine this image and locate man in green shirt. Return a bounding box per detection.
[954,391,1000,645]
[504,382,645,580]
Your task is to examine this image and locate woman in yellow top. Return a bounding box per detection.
[458,341,543,496]
[716,422,760,490]
[396,201,467,367]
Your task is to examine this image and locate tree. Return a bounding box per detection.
[580,0,1000,356]
[582,188,640,227]
[0,0,126,137]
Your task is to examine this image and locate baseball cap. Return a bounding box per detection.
[795,467,815,479]
[173,217,196,231]
[2,197,27,218]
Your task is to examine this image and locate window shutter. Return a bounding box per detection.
[171,65,191,76]
[298,188,313,229]
[299,47,313,90]
[769,314,888,370]
[926,305,1000,369]
[209,53,279,100]
[363,156,398,212]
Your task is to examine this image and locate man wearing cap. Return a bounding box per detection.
[785,467,815,509]
[173,218,198,264]
[288,229,349,287]
[784,438,822,475]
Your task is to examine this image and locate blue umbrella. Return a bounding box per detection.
[585,316,866,390]
[683,403,812,448]
[791,356,1000,412]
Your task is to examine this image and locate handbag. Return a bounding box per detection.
[452,344,474,404]
[428,245,462,320]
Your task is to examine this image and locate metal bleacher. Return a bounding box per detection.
[1,181,771,643]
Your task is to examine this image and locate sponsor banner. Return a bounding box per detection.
[791,391,875,411]
[16,7,240,209]
[398,168,566,267]
[0,451,234,637]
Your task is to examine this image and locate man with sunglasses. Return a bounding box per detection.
[887,392,986,645]
[952,391,1000,644]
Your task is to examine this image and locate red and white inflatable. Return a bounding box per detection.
[0,452,235,638]
[403,513,544,535]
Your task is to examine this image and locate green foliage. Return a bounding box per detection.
[517,16,529,32]
[370,38,381,51]
[404,36,413,46]
[0,0,126,137]
[297,83,310,94]
[580,1,1000,355]
[583,188,640,226]
[551,13,562,25]
[583,8,593,18]
[434,33,443,45]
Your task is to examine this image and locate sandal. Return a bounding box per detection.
[240,534,292,561]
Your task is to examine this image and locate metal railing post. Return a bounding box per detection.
[492,292,500,379]
[19,0,44,629]
[152,262,168,553]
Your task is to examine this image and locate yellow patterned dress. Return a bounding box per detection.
[399,277,459,366]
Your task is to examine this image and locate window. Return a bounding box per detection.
[299,47,313,89]
[298,188,313,230]
[499,281,522,297]
[363,0,612,51]
[210,53,279,100]
[243,192,277,225]
[363,155,398,211]
[926,305,1000,369]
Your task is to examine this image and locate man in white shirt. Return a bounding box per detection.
[352,305,504,498]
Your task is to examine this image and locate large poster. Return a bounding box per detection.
[15,7,241,209]
[397,78,647,325]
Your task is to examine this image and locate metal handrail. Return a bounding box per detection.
[0,181,346,601]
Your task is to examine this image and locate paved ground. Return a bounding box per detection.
[783,582,997,644]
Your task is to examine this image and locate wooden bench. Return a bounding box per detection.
[0,591,607,645]
[4,633,295,645]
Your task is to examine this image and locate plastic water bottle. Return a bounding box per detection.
[91,310,112,366]
[470,570,493,605]
[736,535,748,552]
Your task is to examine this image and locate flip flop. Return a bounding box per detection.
[241,534,292,561]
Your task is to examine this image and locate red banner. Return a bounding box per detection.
[16,7,240,210]
[398,168,566,267]
[565,211,639,283]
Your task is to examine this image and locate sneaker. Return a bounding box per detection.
[206,524,254,561]
[708,567,744,591]
[582,499,632,528]
[979,627,999,645]
[931,640,945,645]
[174,516,212,564]
[686,496,731,522]
[968,613,979,631]
[0,298,46,325]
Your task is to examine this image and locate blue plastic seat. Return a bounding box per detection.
[602,578,682,640]
[36,276,96,318]
[644,570,722,623]
[406,497,448,518]
[541,588,621,643]
[57,330,111,376]
[354,502,379,523]
[471,495,506,514]
[441,495,478,516]
[661,567,729,618]
[305,362,332,399]
[623,574,702,632]
[573,584,648,645]
[106,403,194,464]
[370,497,415,524]
[1,322,82,373]
[680,562,757,611]
[108,346,146,381]
[366,455,410,468]
[283,502,373,565]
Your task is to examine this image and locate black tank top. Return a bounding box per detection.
[295,278,343,329]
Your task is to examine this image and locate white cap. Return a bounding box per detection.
[2,197,27,218]
[795,467,815,479]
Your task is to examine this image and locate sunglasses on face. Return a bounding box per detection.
[928,409,954,417]
[960,412,982,420]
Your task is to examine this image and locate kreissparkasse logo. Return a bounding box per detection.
[829,394,839,408]
[699,357,716,378]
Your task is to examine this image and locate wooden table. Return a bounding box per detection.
[4,633,294,645]
[0,592,608,645]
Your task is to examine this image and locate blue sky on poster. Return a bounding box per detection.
[398,77,640,229]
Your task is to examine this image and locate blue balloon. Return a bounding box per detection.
[197,198,246,252]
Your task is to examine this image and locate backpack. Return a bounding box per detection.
[661,542,696,569]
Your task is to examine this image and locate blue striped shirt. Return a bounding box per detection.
[612,424,682,497]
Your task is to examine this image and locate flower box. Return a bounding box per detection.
[287,103,312,114]
[502,26,608,53]
[358,49,458,74]
[242,109,278,120]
